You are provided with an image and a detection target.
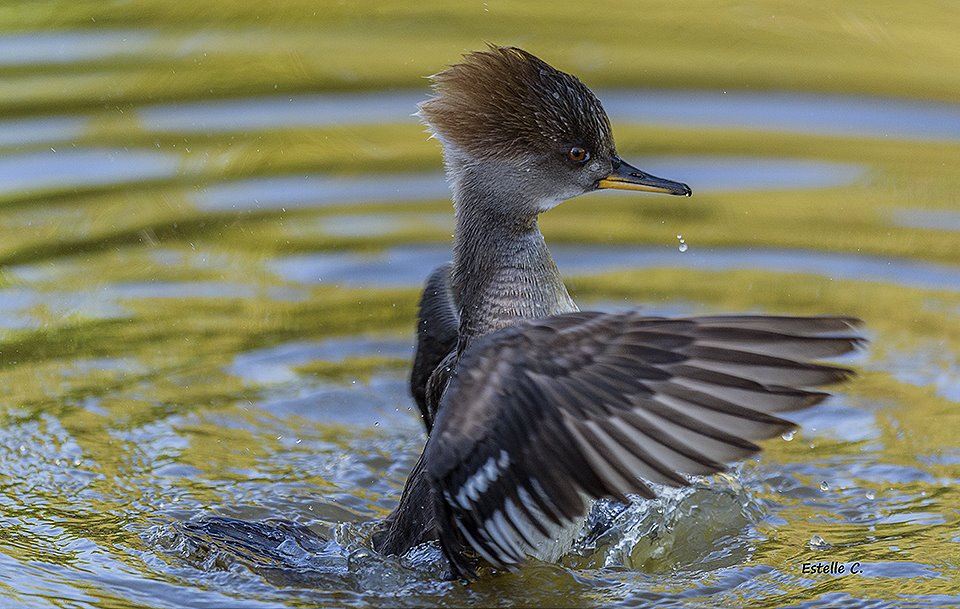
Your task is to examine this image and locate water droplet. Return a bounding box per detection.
[781,430,795,441]
[374,421,380,427]
[678,243,688,253]
[72,458,82,467]
[819,481,830,492]
[865,490,876,500]
[809,534,830,549]
[676,234,683,239]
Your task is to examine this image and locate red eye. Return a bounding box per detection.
[567,146,589,163]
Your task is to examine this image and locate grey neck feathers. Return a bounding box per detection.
[448,161,578,352]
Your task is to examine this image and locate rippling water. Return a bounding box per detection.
[2,4,959,608]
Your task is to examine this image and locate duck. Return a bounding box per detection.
[370,45,862,579]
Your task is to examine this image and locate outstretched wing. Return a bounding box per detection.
[423,312,863,577]
[410,262,460,433]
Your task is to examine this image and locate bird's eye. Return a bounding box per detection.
[567,146,589,163]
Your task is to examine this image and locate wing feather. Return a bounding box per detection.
[423,311,863,577]
[410,263,460,432]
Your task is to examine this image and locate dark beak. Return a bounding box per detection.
[597,156,692,196]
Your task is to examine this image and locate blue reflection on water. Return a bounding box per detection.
[0,30,156,65]
[270,244,960,293]
[890,208,960,232]
[0,149,180,196]
[139,89,960,141]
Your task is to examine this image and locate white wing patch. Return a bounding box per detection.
[448,449,588,569]
[454,450,511,509]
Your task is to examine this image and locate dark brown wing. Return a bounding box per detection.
[410,262,460,433]
[423,312,863,577]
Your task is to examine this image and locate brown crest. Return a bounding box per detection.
[419,46,614,161]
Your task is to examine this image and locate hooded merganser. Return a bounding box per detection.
[371,46,862,578]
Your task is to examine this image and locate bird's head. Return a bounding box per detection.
[418,46,690,217]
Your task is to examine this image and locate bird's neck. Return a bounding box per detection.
[450,182,577,351]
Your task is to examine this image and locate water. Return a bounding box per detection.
[0,148,182,196]
[890,208,960,233]
[2,7,960,609]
